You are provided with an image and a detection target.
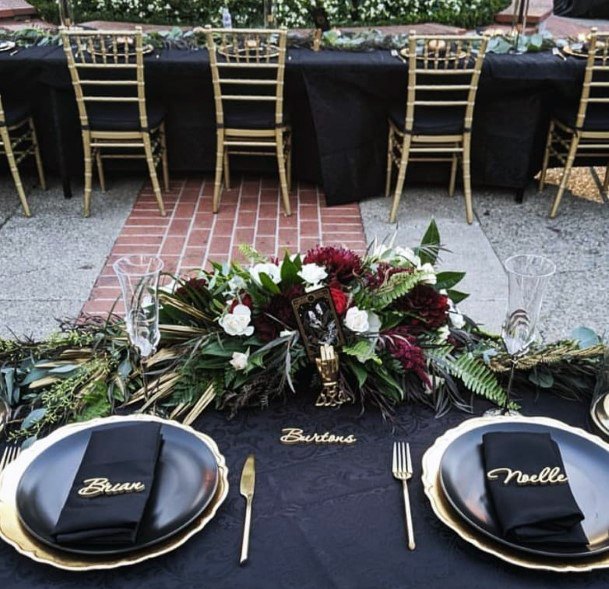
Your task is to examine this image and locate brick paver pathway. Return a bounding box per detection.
[82,176,368,316]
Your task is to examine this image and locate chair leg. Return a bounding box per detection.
[385,125,393,198]
[276,128,292,216]
[212,129,225,214]
[602,162,609,196]
[159,122,170,192]
[29,117,46,191]
[539,121,554,192]
[142,132,166,217]
[389,135,411,223]
[95,149,106,192]
[449,150,458,197]
[82,130,93,217]
[1,126,31,217]
[285,130,292,192]
[550,134,579,219]
[223,150,231,190]
[462,134,474,224]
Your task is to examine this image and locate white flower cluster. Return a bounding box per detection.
[273,0,352,28]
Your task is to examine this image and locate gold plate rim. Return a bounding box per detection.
[0,41,16,52]
[563,45,605,59]
[421,414,609,572]
[399,47,468,61]
[0,414,229,571]
[590,394,609,438]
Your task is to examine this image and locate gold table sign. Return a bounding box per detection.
[280,428,356,445]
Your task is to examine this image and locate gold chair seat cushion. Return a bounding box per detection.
[85,101,166,132]
[389,104,465,135]
[0,98,31,127]
[554,102,609,131]
[222,104,289,130]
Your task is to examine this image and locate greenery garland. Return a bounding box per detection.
[0,25,562,55]
[0,222,605,446]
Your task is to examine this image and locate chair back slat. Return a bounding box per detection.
[60,27,149,131]
[404,33,488,134]
[205,27,287,128]
[577,29,609,129]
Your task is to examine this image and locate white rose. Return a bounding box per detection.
[219,304,254,337]
[249,263,281,285]
[345,307,369,333]
[419,263,437,285]
[344,308,381,334]
[394,246,421,267]
[230,350,249,371]
[450,310,465,329]
[297,263,327,287]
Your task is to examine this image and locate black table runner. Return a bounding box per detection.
[0,47,587,204]
[1,389,608,588]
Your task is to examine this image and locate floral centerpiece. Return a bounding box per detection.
[0,221,604,443]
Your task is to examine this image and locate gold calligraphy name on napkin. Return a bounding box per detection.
[77,477,146,498]
[280,427,356,445]
[486,466,568,486]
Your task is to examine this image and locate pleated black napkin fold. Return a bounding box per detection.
[482,431,588,547]
[52,422,162,547]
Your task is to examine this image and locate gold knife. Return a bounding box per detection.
[239,454,255,565]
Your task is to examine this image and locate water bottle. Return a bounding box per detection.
[221,6,232,28]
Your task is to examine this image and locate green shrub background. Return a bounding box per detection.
[30,0,509,29]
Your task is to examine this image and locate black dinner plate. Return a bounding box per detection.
[16,420,219,556]
[440,421,609,559]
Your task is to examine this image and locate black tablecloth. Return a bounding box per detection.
[1,389,608,588]
[0,46,586,204]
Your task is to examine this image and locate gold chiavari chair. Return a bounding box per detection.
[539,28,609,218]
[205,26,292,215]
[386,33,488,224]
[60,27,168,217]
[0,94,46,216]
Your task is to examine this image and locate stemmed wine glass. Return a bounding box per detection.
[485,254,556,416]
[113,254,164,359]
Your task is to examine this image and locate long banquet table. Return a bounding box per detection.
[0,45,587,204]
[0,388,608,588]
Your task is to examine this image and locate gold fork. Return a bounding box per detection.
[0,445,21,474]
[392,441,415,550]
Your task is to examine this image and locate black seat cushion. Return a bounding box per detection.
[554,102,609,131]
[85,101,166,131]
[389,104,465,135]
[222,103,289,129]
[1,98,31,127]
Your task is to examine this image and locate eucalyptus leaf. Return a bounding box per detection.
[528,370,554,388]
[20,408,47,431]
[571,326,600,349]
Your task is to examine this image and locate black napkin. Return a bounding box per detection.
[52,422,163,546]
[482,431,588,547]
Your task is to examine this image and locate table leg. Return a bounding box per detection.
[514,188,524,203]
[50,87,73,199]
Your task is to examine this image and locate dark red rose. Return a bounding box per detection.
[252,284,304,341]
[174,277,208,303]
[394,284,449,334]
[382,327,430,386]
[329,285,348,316]
[303,246,362,285]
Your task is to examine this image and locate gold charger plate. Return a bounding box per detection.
[422,415,609,572]
[0,414,229,571]
[0,41,16,52]
[87,43,154,57]
[563,46,605,60]
[590,393,609,439]
[399,47,468,61]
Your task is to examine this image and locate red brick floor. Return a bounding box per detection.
[82,175,368,316]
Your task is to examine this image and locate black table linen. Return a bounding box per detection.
[482,431,588,547]
[52,423,162,546]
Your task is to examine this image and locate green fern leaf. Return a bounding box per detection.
[450,352,509,406]
[373,272,420,309]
